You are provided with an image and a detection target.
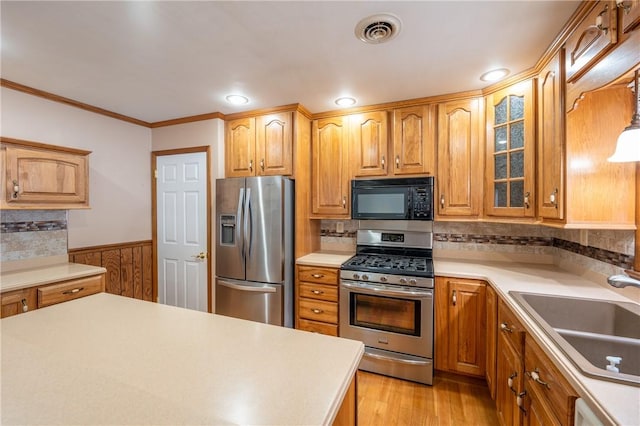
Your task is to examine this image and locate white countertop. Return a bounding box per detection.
[1,293,364,425]
[0,262,106,293]
[434,258,640,426]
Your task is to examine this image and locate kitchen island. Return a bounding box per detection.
[1,293,363,425]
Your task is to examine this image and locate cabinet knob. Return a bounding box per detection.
[440,194,445,209]
[524,191,531,209]
[500,322,513,333]
[549,188,558,208]
[260,159,265,171]
[381,156,386,169]
[21,298,28,312]
[342,196,347,209]
[595,4,609,34]
[12,180,19,199]
[395,155,400,169]
[452,289,457,306]
[249,160,253,172]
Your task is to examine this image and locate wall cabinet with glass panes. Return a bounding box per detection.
[484,81,535,219]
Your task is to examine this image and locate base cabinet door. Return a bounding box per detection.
[1,287,37,318]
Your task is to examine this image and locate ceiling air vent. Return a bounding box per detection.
[355,13,401,44]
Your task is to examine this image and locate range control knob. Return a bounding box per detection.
[399,278,407,284]
[352,273,360,280]
[380,276,388,282]
[362,274,369,281]
[409,279,417,285]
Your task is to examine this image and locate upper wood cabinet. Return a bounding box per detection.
[311,116,350,218]
[436,98,483,219]
[565,1,618,84]
[225,112,293,177]
[537,50,566,221]
[1,138,90,209]
[392,105,436,176]
[485,80,536,219]
[350,111,389,178]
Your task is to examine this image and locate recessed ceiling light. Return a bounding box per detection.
[480,68,510,82]
[335,97,356,107]
[226,94,249,105]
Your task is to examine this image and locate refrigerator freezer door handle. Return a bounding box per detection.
[237,187,245,260]
[245,188,252,258]
[217,280,277,293]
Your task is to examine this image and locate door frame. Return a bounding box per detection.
[151,146,212,312]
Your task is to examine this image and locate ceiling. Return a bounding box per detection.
[1,1,581,124]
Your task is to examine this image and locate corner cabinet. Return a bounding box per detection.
[485,81,535,219]
[0,138,90,209]
[311,116,350,218]
[434,276,487,378]
[392,105,436,176]
[436,98,484,219]
[225,111,293,177]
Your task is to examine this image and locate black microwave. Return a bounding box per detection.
[351,177,434,220]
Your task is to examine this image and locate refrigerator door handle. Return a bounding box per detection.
[237,187,245,260]
[244,188,252,258]
[217,279,277,293]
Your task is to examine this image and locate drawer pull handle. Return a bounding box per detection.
[527,369,551,389]
[311,274,324,278]
[311,290,324,295]
[517,391,527,414]
[62,287,84,295]
[311,308,324,314]
[500,323,513,333]
[21,298,28,313]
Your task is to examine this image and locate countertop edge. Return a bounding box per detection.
[0,263,107,293]
[324,342,365,425]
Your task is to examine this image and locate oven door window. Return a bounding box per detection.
[352,187,409,219]
[350,293,421,336]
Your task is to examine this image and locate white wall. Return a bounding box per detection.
[1,88,152,248]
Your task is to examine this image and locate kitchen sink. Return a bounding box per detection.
[510,291,640,386]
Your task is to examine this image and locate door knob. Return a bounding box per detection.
[192,252,208,260]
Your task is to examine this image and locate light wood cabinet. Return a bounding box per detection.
[1,287,37,318]
[37,274,105,308]
[436,98,483,218]
[486,284,498,400]
[1,138,90,209]
[495,299,526,426]
[565,1,618,84]
[620,0,640,34]
[295,265,339,336]
[225,112,293,177]
[392,105,436,176]
[311,117,350,218]
[537,50,566,221]
[523,337,578,426]
[434,277,486,378]
[485,80,536,219]
[350,111,389,177]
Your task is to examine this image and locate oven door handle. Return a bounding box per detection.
[340,281,432,299]
[364,350,432,366]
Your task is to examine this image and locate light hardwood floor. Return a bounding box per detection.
[357,371,499,425]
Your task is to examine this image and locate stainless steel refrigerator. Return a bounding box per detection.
[215,176,294,327]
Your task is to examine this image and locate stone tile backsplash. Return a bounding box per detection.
[320,219,635,270]
[1,210,68,262]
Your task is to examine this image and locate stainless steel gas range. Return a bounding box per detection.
[339,222,435,385]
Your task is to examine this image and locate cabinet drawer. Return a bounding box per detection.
[297,265,338,285]
[525,337,578,425]
[38,275,105,308]
[299,298,338,324]
[299,282,338,302]
[565,1,617,83]
[298,318,338,336]
[498,300,526,356]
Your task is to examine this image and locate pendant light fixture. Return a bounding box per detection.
[608,69,640,162]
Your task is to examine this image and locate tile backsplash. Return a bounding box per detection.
[320,219,635,272]
[0,210,68,262]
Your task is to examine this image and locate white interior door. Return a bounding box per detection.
[157,152,208,312]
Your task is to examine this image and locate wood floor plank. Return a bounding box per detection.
[357,371,498,425]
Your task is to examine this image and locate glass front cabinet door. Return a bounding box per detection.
[485,81,535,218]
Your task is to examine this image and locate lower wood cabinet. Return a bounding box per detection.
[1,286,37,318]
[435,276,487,377]
[295,265,339,336]
[486,284,498,399]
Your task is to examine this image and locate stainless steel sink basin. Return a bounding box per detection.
[510,291,640,386]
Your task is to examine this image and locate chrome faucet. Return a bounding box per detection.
[607,273,640,289]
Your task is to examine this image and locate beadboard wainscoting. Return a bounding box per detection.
[68,241,153,301]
